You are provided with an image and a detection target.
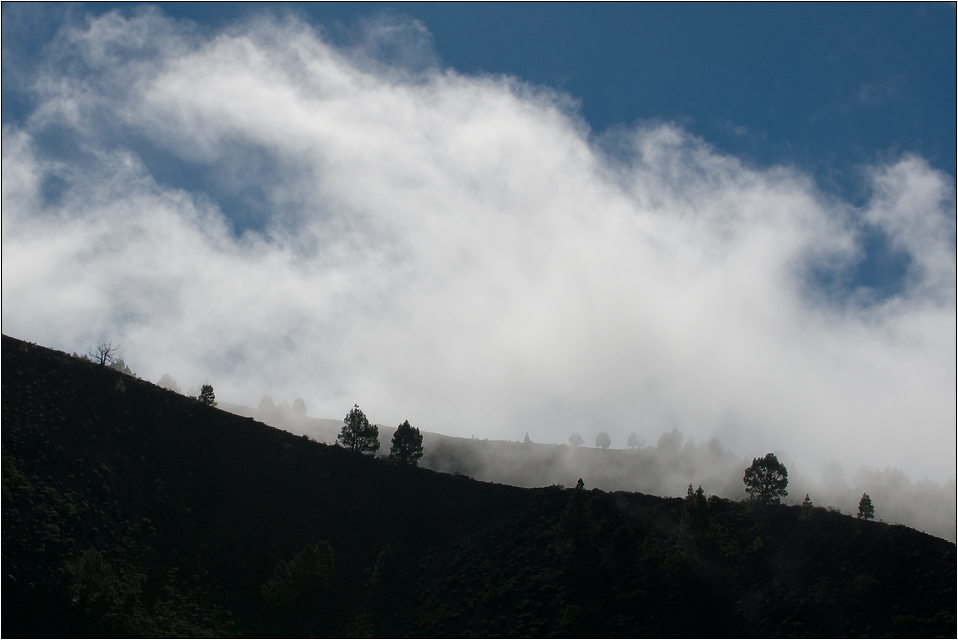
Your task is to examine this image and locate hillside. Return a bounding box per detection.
[221,403,957,543]
[3,335,955,637]
[218,402,749,500]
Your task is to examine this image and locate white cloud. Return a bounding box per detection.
[2,10,955,484]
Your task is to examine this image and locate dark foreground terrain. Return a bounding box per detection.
[3,335,955,637]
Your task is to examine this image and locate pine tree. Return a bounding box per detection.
[389,420,423,465]
[337,405,380,454]
[857,493,875,520]
[684,484,710,534]
[743,453,788,504]
[198,384,217,407]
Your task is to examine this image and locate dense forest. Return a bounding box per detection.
[3,335,955,637]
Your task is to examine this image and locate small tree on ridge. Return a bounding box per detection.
[89,341,119,367]
[857,493,875,520]
[198,384,217,407]
[390,420,423,465]
[337,405,380,455]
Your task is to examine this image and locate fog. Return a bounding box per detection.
[2,10,955,494]
[212,395,956,542]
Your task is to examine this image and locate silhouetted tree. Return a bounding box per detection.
[595,432,611,449]
[627,431,643,448]
[858,493,875,520]
[89,341,118,367]
[800,494,814,520]
[684,484,710,533]
[389,420,423,465]
[338,405,380,454]
[523,432,532,444]
[198,384,217,407]
[743,453,788,504]
[568,432,584,447]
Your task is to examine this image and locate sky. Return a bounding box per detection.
[2,3,955,485]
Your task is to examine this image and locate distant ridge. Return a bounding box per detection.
[3,334,955,637]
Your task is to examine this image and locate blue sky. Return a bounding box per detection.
[2,3,955,484]
[6,3,955,191]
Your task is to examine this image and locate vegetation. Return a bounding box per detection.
[198,384,217,407]
[157,374,180,393]
[568,432,584,447]
[88,341,119,367]
[389,420,424,466]
[336,404,379,454]
[743,452,789,504]
[2,335,955,637]
[595,432,611,449]
[684,484,710,535]
[858,493,875,521]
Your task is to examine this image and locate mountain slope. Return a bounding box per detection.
[222,402,957,544]
[2,334,955,637]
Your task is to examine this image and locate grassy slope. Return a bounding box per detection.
[2,334,955,638]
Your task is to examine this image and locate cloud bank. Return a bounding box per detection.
[2,10,955,484]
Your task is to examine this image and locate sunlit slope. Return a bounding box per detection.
[3,334,955,638]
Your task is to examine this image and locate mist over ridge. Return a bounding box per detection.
[2,8,955,490]
[214,395,956,543]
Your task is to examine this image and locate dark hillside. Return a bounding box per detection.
[222,401,957,544]
[3,335,955,637]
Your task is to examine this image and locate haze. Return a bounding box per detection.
[2,9,955,490]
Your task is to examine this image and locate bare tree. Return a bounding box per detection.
[89,341,119,367]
